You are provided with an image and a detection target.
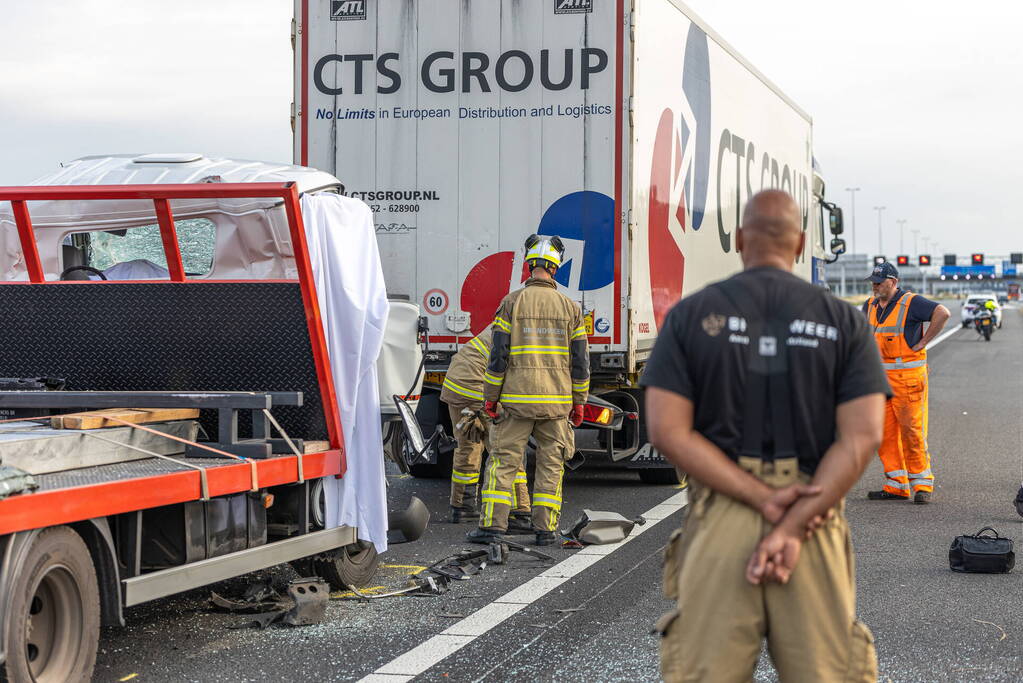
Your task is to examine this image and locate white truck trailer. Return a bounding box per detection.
[293,0,845,481]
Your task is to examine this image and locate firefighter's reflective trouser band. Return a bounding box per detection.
[480,415,573,532]
[868,293,934,497]
[447,406,529,513]
[658,458,877,683]
[880,368,933,496]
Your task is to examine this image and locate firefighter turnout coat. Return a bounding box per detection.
[483,277,590,415]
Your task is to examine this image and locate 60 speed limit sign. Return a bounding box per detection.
[423,289,449,315]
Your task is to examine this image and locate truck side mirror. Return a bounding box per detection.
[830,238,847,256]
[828,205,844,235]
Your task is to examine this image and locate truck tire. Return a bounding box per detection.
[311,542,381,590]
[637,468,684,485]
[2,526,100,683]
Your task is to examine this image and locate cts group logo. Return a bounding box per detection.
[555,0,593,15]
[330,0,366,21]
[648,23,712,330]
[460,191,614,337]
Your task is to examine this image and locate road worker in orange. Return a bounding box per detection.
[862,262,950,503]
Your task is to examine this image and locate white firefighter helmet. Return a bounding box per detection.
[524,234,566,274]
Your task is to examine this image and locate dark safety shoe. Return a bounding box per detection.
[913,491,932,505]
[507,514,534,534]
[466,527,505,544]
[867,490,910,501]
[535,531,557,546]
[450,506,480,524]
[1014,487,1023,518]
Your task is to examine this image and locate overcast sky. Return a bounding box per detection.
[1,0,1019,259]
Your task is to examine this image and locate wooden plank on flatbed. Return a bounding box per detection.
[52,408,200,430]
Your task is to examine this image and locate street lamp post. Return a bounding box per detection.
[845,187,860,255]
[896,219,907,253]
[912,229,920,256]
[873,206,886,256]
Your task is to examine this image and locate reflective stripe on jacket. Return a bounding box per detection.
[483,277,590,418]
[439,327,493,408]
[867,293,927,371]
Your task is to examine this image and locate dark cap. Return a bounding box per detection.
[866,261,899,283]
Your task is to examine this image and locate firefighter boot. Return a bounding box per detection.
[450,505,480,523]
[507,512,533,534]
[466,527,505,544]
[535,530,557,546]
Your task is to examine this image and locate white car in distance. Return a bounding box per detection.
[961,293,1002,328]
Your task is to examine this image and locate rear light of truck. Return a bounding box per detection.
[583,404,612,425]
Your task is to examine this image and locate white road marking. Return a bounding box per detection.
[360,490,689,681]
[926,321,965,350]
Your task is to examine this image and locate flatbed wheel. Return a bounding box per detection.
[2,526,99,683]
[312,541,381,590]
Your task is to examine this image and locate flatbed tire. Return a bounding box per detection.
[2,526,100,683]
[312,542,381,590]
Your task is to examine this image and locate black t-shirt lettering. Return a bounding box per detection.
[641,267,890,474]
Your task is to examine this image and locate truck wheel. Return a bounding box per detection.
[312,541,381,590]
[638,468,687,486]
[2,526,100,683]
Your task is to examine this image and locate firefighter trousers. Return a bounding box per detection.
[480,415,574,532]
[879,368,933,497]
[447,405,529,514]
[658,458,876,682]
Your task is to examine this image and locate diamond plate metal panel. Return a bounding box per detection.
[0,283,327,442]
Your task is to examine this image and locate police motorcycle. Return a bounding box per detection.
[973,304,995,341]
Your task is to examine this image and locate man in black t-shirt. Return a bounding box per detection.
[644,190,888,682]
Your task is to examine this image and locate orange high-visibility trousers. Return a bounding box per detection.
[879,366,934,496]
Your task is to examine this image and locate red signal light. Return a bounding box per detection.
[918,254,931,266]
[972,253,984,265]
[896,255,909,266]
[582,404,613,425]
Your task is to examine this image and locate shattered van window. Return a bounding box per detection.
[84,218,216,275]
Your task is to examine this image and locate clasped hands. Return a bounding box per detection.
[745,484,833,586]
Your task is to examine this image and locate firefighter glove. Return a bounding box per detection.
[570,404,585,427]
[484,400,500,419]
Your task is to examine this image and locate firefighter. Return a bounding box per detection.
[469,234,589,546]
[439,325,531,528]
[644,190,888,681]
[862,262,950,503]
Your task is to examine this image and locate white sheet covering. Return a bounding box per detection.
[301,194,390,553]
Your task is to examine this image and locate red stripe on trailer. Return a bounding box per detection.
[301,0,310,166]
[613,0,625,346]
[0,450,342,536]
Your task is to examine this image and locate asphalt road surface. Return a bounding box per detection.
[94,303,1023,682]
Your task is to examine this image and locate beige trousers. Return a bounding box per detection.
[480,415,574,532]
[447,405,528,513]
[659,457,877,682]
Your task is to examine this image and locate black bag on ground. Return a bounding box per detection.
[949,527,1014,573]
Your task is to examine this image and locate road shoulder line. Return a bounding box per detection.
[359,490,689,681]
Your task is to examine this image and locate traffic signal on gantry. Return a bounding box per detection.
[918,254,931,266]
[971,253,984,265]
[944,254,956,266]
[896,255,909,266]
